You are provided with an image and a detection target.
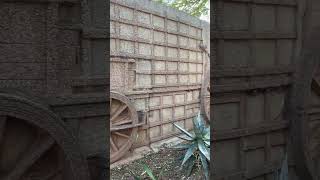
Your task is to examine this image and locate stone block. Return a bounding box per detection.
[253,5,275,32]
[120,40,134,54]
[149,110,160,123]
[120,23,134,37]
[150,96,161,107]
[0,44,45,63]
[213,103,239,130]
[223,40,249,67]
[149,126,161,139]
[168,48,178,58]
[162,108,173,121]
[277,40,293,65]
[137,11,151,25]
[167,62,178,71]
[247,94,264,126]
[167,19,177,32]
[189,38,197,49]
[179,63,188,72]
[119,6,134,21]
[167,34,177,45]
[154,31,165,43]
[155,75,166,84]
[110,39,116,52]
[189,75,197,84]
[179,36,188,47]
[162,95,172,105]
[197,64,203,72]
[189,51,197,61]
[167,75,178,84]
[153,15,165,28]
[134,98,146,110]
[154,45,165,57]
[189,63,197,72]
[136,74,151,87]
[214,140,240,174]
[179,23,188,34]
[175,94,185,104]
[223,2,249,31]
[187,92,193,102]
[179,75,189,84]
[246,149,265,171]
[174,106,185,118]
[253,40,275,67]
[277,6,295,33]
[111,62,125,88]
[185,118,193,130]
[138,27,152,41]
[139,43,152,56]
[162,123,173,135]
[189,26,198,37]
[154,61,166,71]
[180,49,189,59]
[136,60,151,72]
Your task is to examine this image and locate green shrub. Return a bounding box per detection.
[172,112,210,179]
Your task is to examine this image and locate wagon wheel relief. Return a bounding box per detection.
[110,92,138,163]
[0,116,68,180]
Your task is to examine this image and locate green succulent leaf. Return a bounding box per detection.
[182,143,197,166]
[200,152,209,180]
[171,143,192,150]
[185,155,196,177]
[193,113,205,136]
[173,123,194,139]
[143,164,156,180]
[176,134,194,141]
[198,140,210,161]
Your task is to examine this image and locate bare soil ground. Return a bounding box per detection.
[110,145,205,180]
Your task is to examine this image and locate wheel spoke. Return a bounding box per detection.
[111,104,128,122]
[0,116,6,144]
[113,132,130,139]
[110,137,118,151]
[112,118,132,127]
[4,134,55,180]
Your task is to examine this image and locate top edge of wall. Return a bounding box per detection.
[110,0,210,28]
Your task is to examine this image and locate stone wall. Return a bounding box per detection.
[110,0,210,148]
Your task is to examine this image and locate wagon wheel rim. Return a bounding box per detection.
[110,92,138,163]
[0,115,73,180]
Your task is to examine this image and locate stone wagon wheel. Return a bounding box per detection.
[110,92,138,163]
[0,92,90,180]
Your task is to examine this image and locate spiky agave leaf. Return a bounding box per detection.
[199,152,209,180]
[278,153,288,180]
[173,123,195,139]
[193,113,206,136]
[176,134,194,141]
[185,155,196,177]
[198,139,210,161]
[182,143,197,166]
[143,164,156,180]
[170,143,193,150]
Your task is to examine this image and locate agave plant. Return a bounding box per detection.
[172,112,210,179]
[130,163,163,180]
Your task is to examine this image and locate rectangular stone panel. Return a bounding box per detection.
[138,27,152,41]
[0,63,44,80]
[136,74,151,87]
[197,64,203,72]
[149,126,161,139]
[174,106,185,118]
[149,110,160,123]
[185,118,193,130]
[253,40,275,67]
[168,48,178,58]
[167,75,177,84]
[214,140,240,174]
[111,62,125,88]
[136,130,147,145]
[189,75,197,84]
[179,36,188,47]
[90,0,107,28]
[120,40,134,54]
[189,63,197,72]
[253,5,275,32]
[175,94,185,104]
[187,92,193,102]
[189,38,197,49]
[268,90,285,121]
[179,63,188,72]
[277,40,293,66]
[162,123,173,135]
[138,43,152,56]
[136,60,151,72]
[244,134,265,150]
[137,11,151,25]
[119,6,134,21]
[193,90,199,99]
[154,45,165,57]
[167,19,177,32]
[189,26,197,37]
[197,74,202,82]
[180,49,189,60]
[120,23,134,37]
[247,94,264,126]
[154,31,165,43]
[154,61,166,71]
[277,6,295,33]
[179,75,189,84]
[162,108,173,121]
[189,51,197,61]
[163,95,173,105]
[91,40,107,75]
[153,15,165,28]
[110,21,115,34]
[154,75,166,85]
[246,149,265,171]
[223,2,249,31]
[213,102,239,130]
[270,146,285,162]
[223,40,249,66]
[134,98,146,111]
[167,62,178,71]
[150,96,161,107]
[179,23,188,34]
[0,44,46,63]
[167,34,178,45]
[174,120,185,133]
